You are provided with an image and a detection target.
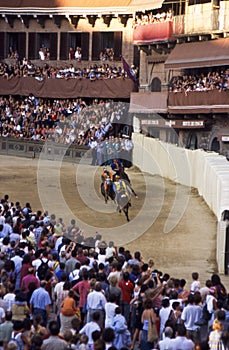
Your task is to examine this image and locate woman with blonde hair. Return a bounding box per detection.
[105,276,122,306]
[208,319,224,350]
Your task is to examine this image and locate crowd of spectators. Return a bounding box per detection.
[169,70,229,94]
[0,59,136,81]
[7,47,20,60]
[68,47,82,62]
[132,9,172,28]
[0,193,228,350]
[0,95,133,165]
[38,45,50,62]
[99,49,114,62]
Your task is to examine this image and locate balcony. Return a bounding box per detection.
[168,90,229,114]
[133,20,178,44]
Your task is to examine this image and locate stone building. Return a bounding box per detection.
[129,0,229,156]
[0,0,228,154]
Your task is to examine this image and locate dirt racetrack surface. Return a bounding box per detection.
[0,154,225,288]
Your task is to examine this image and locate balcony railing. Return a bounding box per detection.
[133,20,178,44]
[168,90,229,114]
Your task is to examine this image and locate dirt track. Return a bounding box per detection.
[0,154,222,287]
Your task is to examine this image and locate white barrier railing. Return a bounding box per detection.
[132,133,229,273]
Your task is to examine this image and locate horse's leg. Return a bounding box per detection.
[131,187,138,198]
[105,189,108,204]
[123,205,130,222]
[122,171,138,198]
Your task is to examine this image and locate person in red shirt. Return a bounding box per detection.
[118,271,134,326]
[72,270,90,326]
[76,247,88,265]
[21,266,40,294]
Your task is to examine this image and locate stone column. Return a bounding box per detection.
[139,49,148,91]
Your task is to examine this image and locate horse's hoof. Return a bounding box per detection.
[135,195,138,199]
[119,210,121,213]
[127,218,130,222]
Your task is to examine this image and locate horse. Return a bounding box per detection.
[116,188,131,222]
[101,181,115,204]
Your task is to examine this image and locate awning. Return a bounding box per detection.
[129,92,168,114]
[0,0,164,13]
[0,0,131,8]
[129,0,164,11]
[165,38,229,69]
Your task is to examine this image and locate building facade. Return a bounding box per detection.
[129,0,229,156]
[0,0,228,154]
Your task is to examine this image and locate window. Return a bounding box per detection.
[151,78,161,92]
[210,137,220,153]
[92,32,122,60]
[188,133,198,150]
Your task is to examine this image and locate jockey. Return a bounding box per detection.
[110,158,123,177]
[101,167,113,192]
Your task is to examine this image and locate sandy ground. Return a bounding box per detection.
[0,154,226,288]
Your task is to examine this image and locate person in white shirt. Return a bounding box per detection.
[75,47,82,62]
[159,298,171,339]
[86,282,107,328]
[158,326,173,350]
[190,272,200,294]
[105,241,116,260]
[105,294,118,328]
[3,284,15,311]
[79,311,101,346]
[206,287,217,327]
[38,48,45,61]
[69,262,81,283]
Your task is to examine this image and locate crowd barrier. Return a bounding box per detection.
[132,133,229,274]
[0,137,90,163]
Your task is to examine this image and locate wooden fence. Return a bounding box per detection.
[0,137,90,163]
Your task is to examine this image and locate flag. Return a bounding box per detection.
[121,56,138,85]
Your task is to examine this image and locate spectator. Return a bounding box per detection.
[41,320,67,350]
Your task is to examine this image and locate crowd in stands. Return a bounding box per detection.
[8,47,20,60]
[0,193,228,350]
[0,95,133,165]
[169,70,229,93]
[99,49,114,62]
[38,45,50,62]
[0,59,136,81]
[133,9,172,28]
[68,48,82,62]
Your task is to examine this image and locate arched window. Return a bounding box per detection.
[150,77,161,92]
[210,137,220,153]
[188,133,198,150]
